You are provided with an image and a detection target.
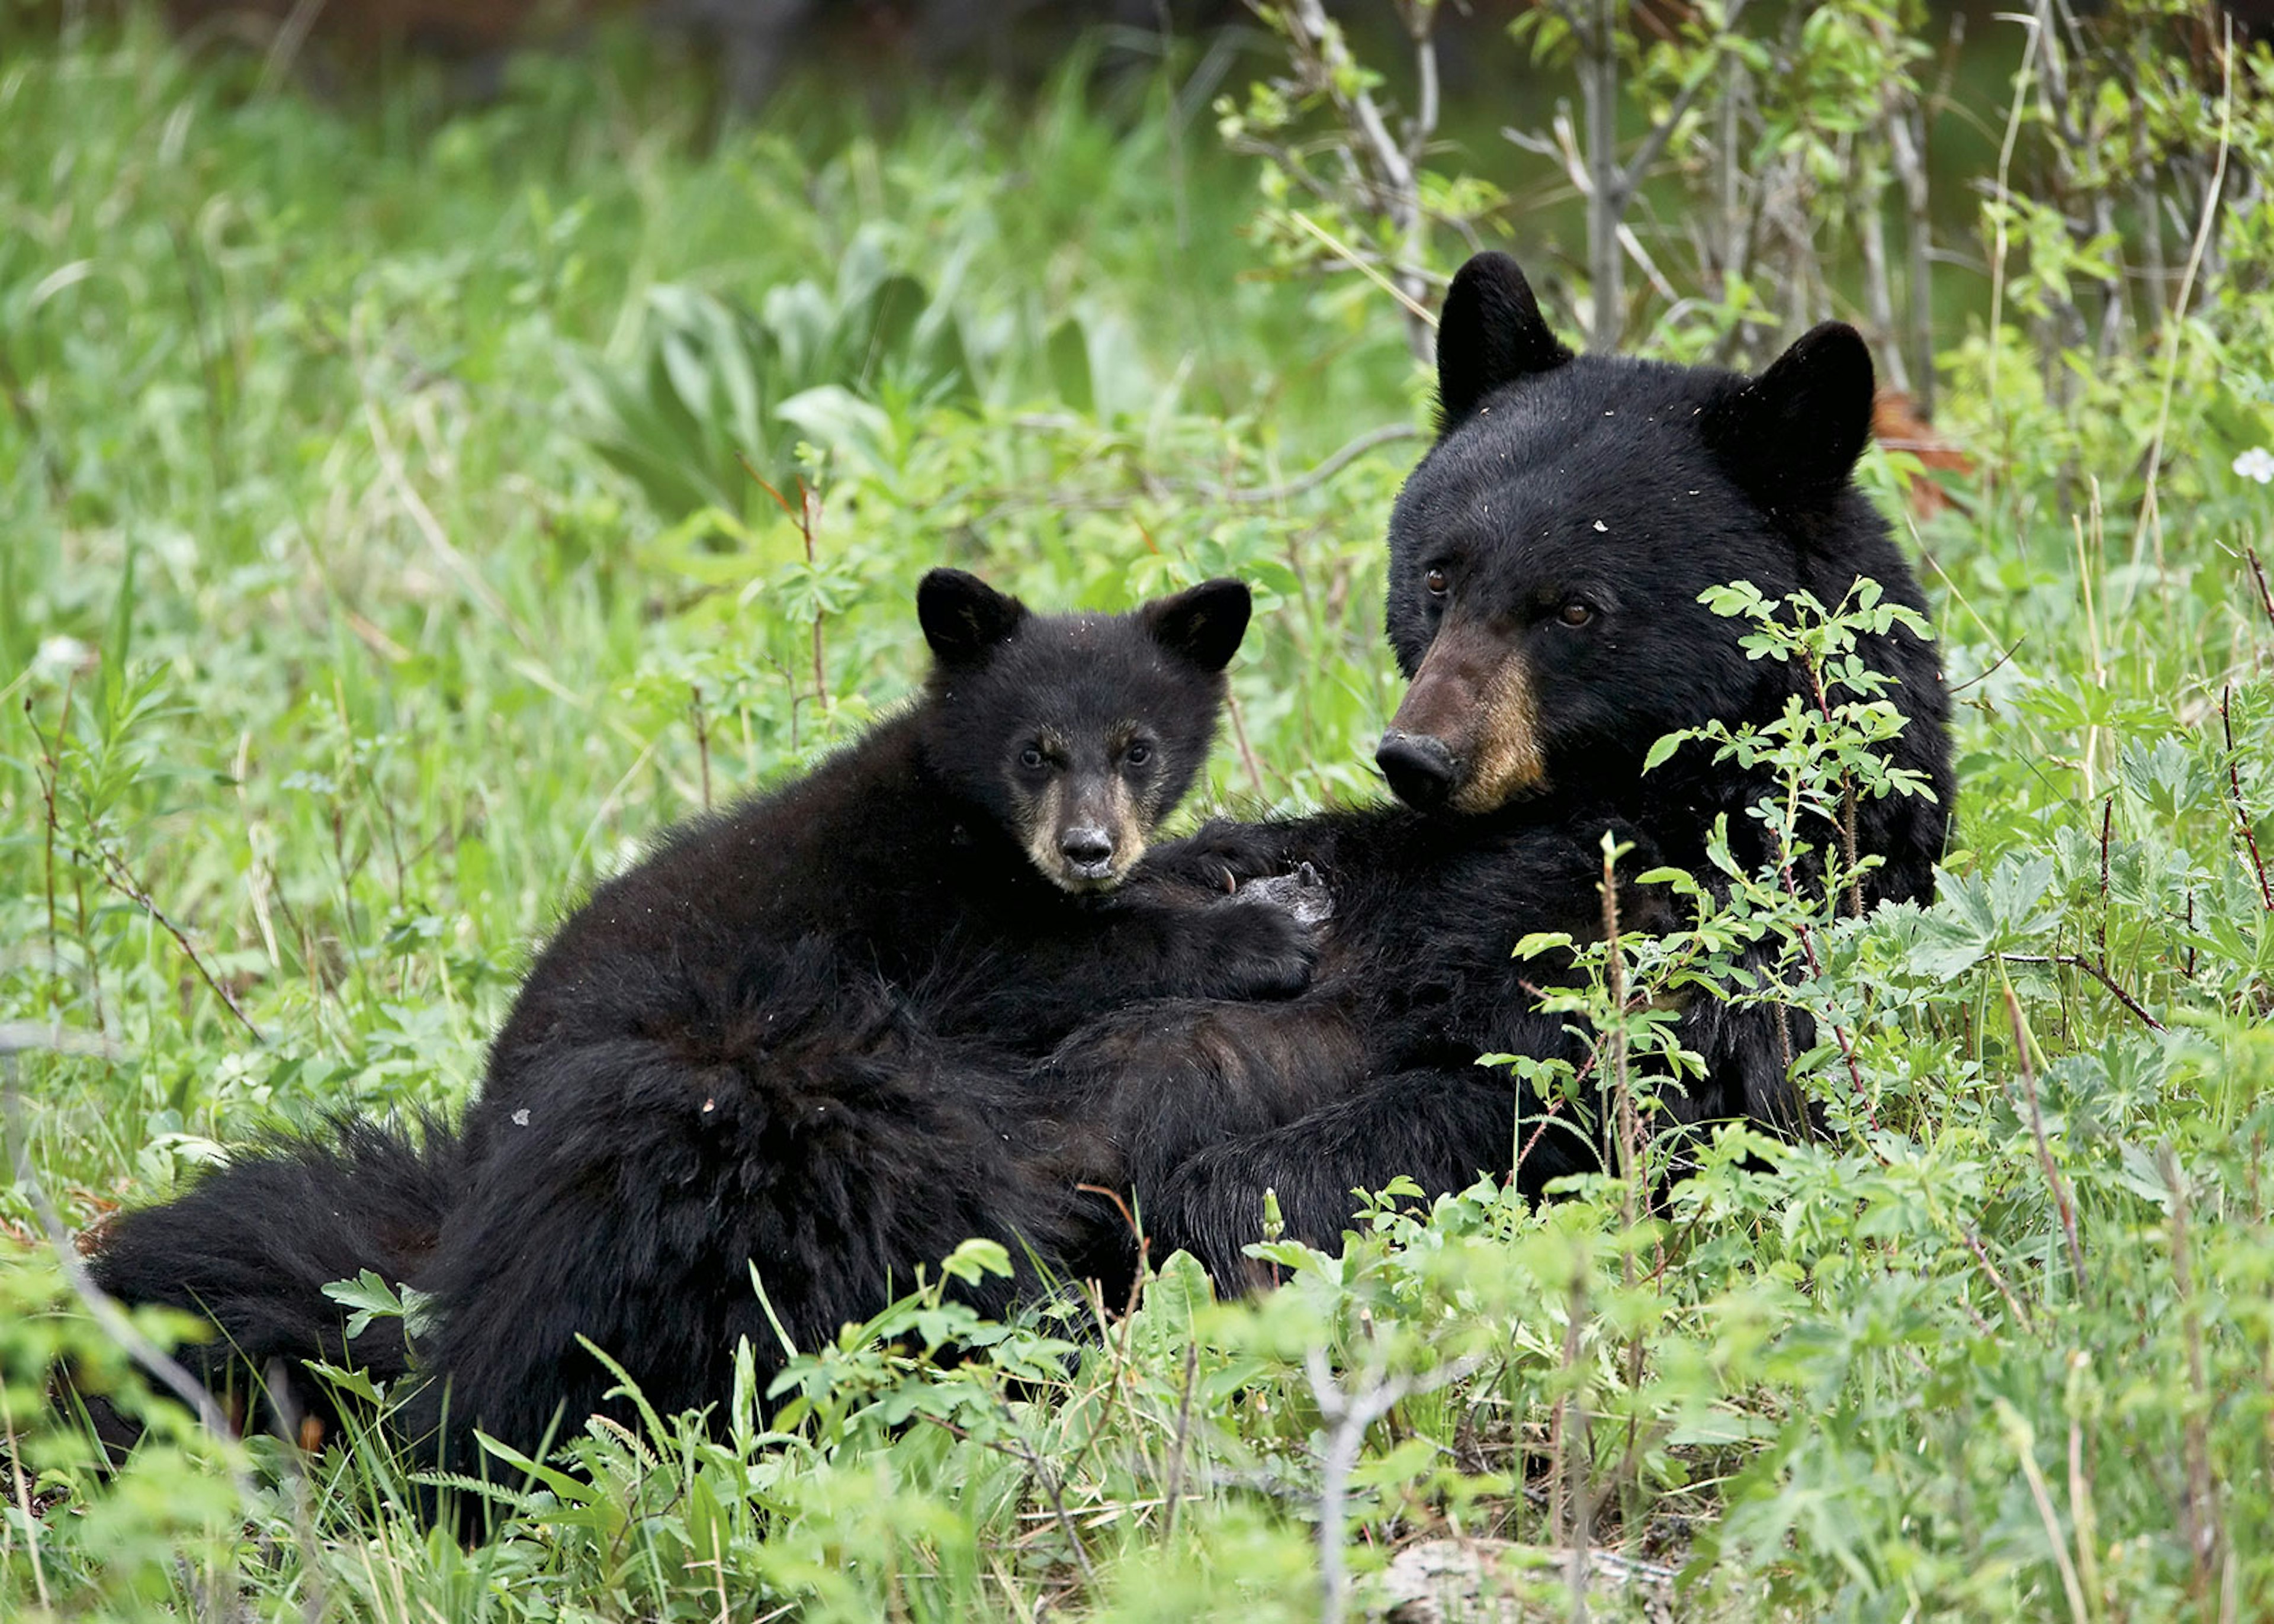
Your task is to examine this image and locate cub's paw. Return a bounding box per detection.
[1193,897,1318,1000]
[1144,821,1295,896]
[1236,861,1333,928]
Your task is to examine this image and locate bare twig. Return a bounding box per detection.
[1,1043,261,1519]
[2004,988,2087,1295]
[1961,1226,2034,1333]
[1997,955,2164,1033]
[2221,685,2273,912]
[690,684,713,813]
[2159,1147,2225,1588]
[1161,1339,1199,1546]
[1207,422,1424,504]
[77,840,265,1044]
[2246,548,2274,635]
[1265,0,1438,360]
[2128,20,2232,595]
[1306,1347,1480,1624]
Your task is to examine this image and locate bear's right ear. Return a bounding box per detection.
[1435,252,1573,432]
[1703,321,1877,515]
[1142,578,1252,673]
[918,569,1028,667]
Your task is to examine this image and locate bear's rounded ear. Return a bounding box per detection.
[918,568,1027,667]
[1705,322,1878,513]
[1435,252,1573,432]
[1142,578,1252,673]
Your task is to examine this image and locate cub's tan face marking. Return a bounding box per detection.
[1386,618,1549,813]
[1014,724,1159,893]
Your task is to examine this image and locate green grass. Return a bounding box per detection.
[4,8,2274,1620]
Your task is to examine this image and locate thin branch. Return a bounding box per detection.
[1,1043,261,1519]
[2127,21,2232,596]
[76,840,265,1044]
[2004,988,2087,1296]
[2221,684,2273,912]
[1207,422,1424,504]
[1997,954,2165,1033]
[2247,547,2274,636]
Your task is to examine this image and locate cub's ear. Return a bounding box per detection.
[1435,252,1572,432]
[1704,322,1877,514]
[918,568,1027,667]
[1142,578,1252,673]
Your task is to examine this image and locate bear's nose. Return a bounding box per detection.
[1058,827,1115,872]
[1376,729,1458,811]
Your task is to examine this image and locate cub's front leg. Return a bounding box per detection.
[1140,816,1327,897]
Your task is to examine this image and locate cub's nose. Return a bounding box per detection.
[1058,827,1115,874]
[1376,729,1458,811]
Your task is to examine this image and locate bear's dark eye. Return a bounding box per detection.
[1557,601,1596,628]
[1019,746,1048,771]
[1124,741,1152,767]
[1424,566,1450,596]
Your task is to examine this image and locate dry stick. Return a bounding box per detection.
[2004,989,2087,1297]
[1210,423,1424,505]
[24,697,62,1021]
[1274,0,1434,361]
[927,1412,1097,1588]
[2246,548,2274,633]
[0,1046,262,1522]
[2004,1399,2092,1624]
[1961,1227,2035,1333]
[1305,1348,1480,1624]
[1556,1266,1592,1624]
[76,840,265,1044]
[1222,689,1270,802]
[1997,954,2165,1034]
[2126,22,2233,599]
[1287,211,1435,330]
[1981,14,2043,521]
[0,1377,51,1610]
[2221,684,2273,912]
[2159,1147,2225,1589]
[689,684,713,813]
[1160,1340,1200,1547]
[360,395,538,655]
[738,457,832,710]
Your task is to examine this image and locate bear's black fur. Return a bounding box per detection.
[88,570,1315,1469]
[1070,253,1954,1282]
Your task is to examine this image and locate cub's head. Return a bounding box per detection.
[1377,251,1914,814]
[916,569,1251,892]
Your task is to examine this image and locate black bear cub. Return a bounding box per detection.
[88,569,1311,1478]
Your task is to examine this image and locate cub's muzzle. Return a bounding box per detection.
[1057,825,1116,881]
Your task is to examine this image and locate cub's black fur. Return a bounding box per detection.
[88,571,1311,1471]
[1067,253,1954,1282]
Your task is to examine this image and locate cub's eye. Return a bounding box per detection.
[1424,566,1450,596]
[1124,741,1152,767]
[1019,746,1047,771]
[1557,601,1597,628]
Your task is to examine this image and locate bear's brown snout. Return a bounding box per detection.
[1383,620,1547,814]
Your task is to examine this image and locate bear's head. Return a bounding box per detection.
[917,569,1251,893]
[1377,251,1948,851]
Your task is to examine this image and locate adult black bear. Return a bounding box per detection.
[1062,252,1954,1284]
[87,570,1313,1472]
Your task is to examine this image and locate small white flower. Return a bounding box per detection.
[32,635,94,680]
[2233,446,2274,484]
